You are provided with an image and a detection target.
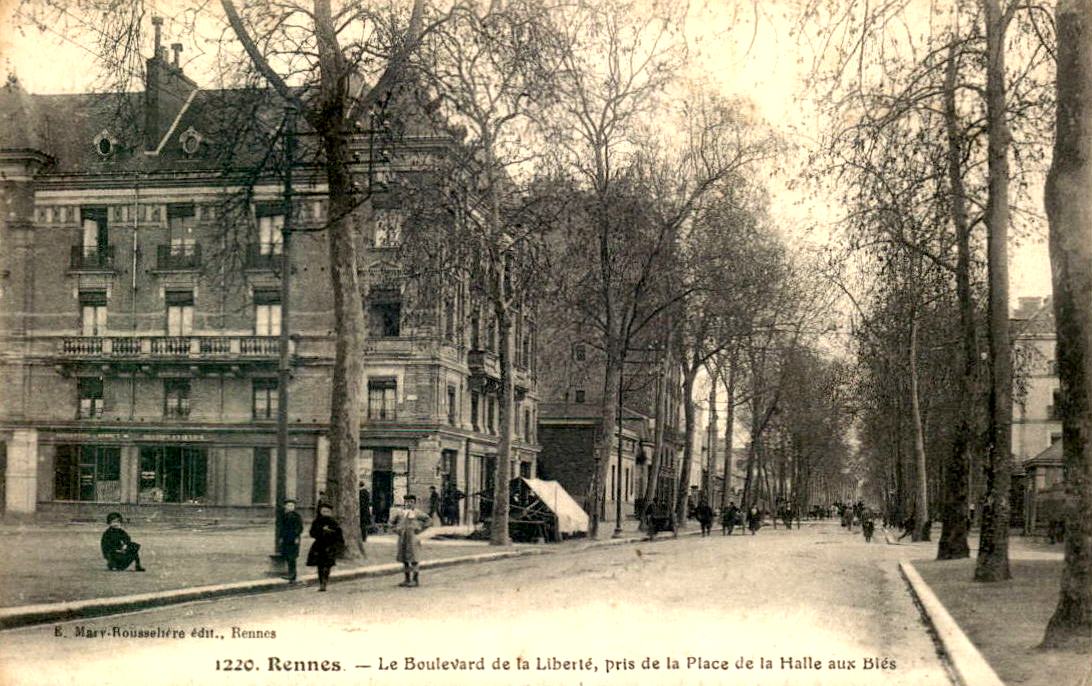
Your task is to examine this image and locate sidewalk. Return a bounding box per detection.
[0,515,679,629]
[886,526,1086,686]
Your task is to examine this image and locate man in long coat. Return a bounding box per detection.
[389,493,431,587]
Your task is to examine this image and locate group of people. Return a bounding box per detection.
[277,493,433,591]
[428,485,465,526]
[690,501,763,537]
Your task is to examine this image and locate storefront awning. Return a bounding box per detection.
[518,477,589,535]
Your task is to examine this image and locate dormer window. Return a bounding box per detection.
[93,130,117,158]
[180,127,203,156]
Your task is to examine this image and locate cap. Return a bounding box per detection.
[106,512,123,524]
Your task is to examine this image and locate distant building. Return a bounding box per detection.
[1010,296,1063,535]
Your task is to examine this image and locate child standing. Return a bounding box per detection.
[390,493,431,587]
[306,502,344,592]
[279,498,304,583]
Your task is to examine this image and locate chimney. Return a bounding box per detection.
[144,16,197,151]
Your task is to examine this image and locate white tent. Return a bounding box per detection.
[519,477,589,535]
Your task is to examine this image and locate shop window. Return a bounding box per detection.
[368,378,397,420]
[77,377,104,418]
[253,378,278,419]
[252,448,272,504]
[164,378,191,419]
[368,289,401,337]
[139,446,208,503]
[254,289,281,336]
[54,445,121,502]
[166,290,194,336]
[80,290,107,336]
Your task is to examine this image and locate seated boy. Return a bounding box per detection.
[101,512,146,572]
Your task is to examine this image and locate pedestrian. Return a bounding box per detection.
[100,512,146,572]
[861,509,875,543]
[306,502,344,592]
[390,493,431,587]
[442,484,464,526]
[722,501,741,536]
[696,502,714,537]
[358,481,371,543]
[279,498,304,583]
[428,486,441,526]
[746,506,761,535]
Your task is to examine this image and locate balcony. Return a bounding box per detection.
[467,349,533,394]
[69,245,115,271]
[58,336,292,362]
[245,243,282,270]
[156,244,202,271]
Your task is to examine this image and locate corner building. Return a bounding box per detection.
[0,37,539,522]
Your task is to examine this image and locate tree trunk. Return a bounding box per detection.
[720,358,737,509]
[490,302,514,546]
[938,39,974,560]
[588,349,622,538]
[640,344,669,527]
[1041,0,1092,648]
[909,316,931,542]
[976,0,1014,582]
[706,378,718,502]
[674,367,698,525]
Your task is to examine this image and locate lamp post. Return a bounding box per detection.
[271,107,295,569]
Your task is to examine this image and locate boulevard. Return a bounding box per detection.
[0,523,952,686]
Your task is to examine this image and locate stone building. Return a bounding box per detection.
[0,32,538,522]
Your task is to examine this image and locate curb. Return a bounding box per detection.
[0,528,698,631]
[898,561,1005,686]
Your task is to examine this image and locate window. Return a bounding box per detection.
[166,291,194,336]
[254,289,281,336]
[470,311,481,349]
[368,378,397,420]
[1050,389,1062,420]
[625,466,630,500]
[253,378,278,419]
[524,408,531,442]
[80,207,108,256]
[575,389,586,404]
[444,297,455,342]
[139,446,207,503]
[80,291,107,336]
[252,448,272,504]
[168,204,196,254]
[54,445,121,501]
[257,211,284,255]
[77,377,104,418]
[471,392,480,431]
[164,379,191,419]
[447,385,457,425]
[368,289,401,337]
[487,396,496,433]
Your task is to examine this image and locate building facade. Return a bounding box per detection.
[0,34,538,522]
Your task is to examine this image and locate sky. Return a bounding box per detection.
[0,0,1053,303]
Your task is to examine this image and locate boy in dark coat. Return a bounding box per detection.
[100,512,146,571]
[306,502,344,592]
[279,498,304,583]
[696,502,714,537]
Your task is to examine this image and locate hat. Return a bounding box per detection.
[316,501,332,511]
[403,494,417,502]
[106,512,123,524]
[283,497,297,505]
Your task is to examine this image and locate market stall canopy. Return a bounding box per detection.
[519,477,589,535]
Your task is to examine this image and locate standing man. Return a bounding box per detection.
[696,501,714,537]
[279,498,304,583]
[427,486,441,525]
[358,481,371,543]
[722,501,741,536]
[390,494,431,587]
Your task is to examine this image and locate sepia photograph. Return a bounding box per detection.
[0,0,1089,684]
